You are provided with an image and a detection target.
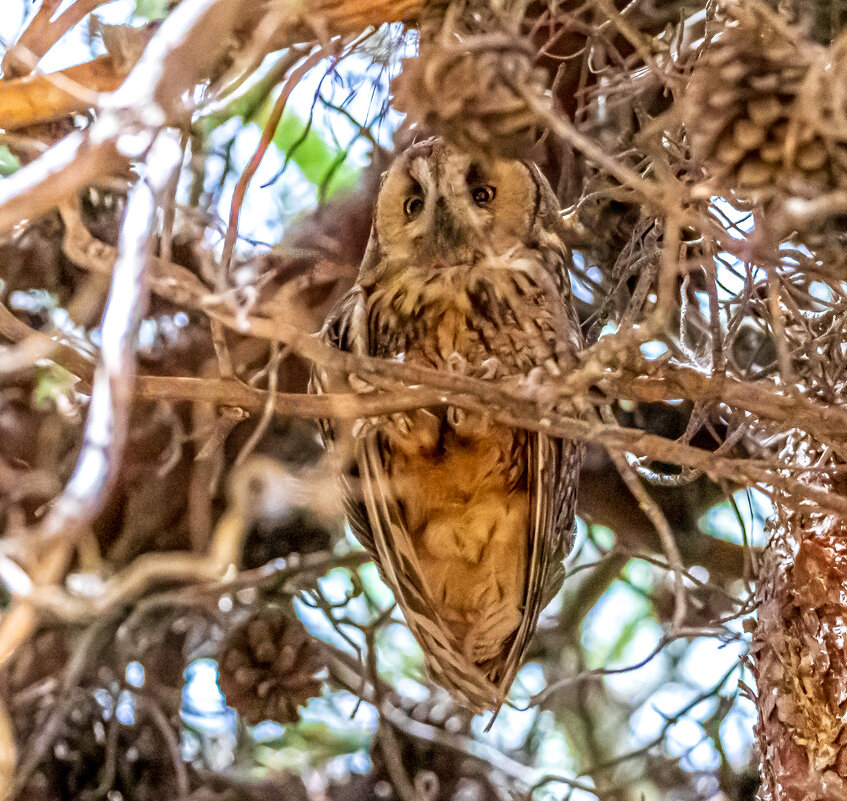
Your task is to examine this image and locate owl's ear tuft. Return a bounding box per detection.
[358,223,382,278]
[527,162,567,240]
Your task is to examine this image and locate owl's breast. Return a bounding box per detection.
[366,259,565,375]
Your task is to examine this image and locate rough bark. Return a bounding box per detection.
[754,506,847,799]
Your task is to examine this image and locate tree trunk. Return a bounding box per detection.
[754,497,847,799]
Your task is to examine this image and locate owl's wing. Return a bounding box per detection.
[313,289,504,710]
[495,252,584,703]
[314,279,583,713]
[550,438,584,594]
[355,432,492,694]
[496,433,582,703]
[313,287,441,615]
[311,287,377,558]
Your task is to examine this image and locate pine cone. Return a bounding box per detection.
[218,611,325,725]
[392,36,550,158]
[685,3,847,202]
[17,686,178,801]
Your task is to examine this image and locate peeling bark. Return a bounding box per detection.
[754,508,847,799]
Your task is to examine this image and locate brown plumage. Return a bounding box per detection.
[312,138,583,712]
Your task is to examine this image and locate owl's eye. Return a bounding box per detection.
[471,185,495,205]
[404,196,424,219]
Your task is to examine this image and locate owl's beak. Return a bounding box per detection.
[432,197,467,264]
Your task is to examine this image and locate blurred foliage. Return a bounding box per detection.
[0,145,19,176]
[265,111,360,200]
[33,363,76,410]
[254,720,371,772]
[134,0,170,20]
[199,59,361,206]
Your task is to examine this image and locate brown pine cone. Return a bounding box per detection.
[16,686,180,801]
[218,611,325,725]
[391,36,550,158]
[685,2,847,202]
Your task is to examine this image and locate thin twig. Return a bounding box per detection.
[219,47,328,278]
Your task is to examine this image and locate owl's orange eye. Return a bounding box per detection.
[404,196,424,218]
[471,186,495,205]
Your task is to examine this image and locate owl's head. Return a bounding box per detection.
[362,138,561,278]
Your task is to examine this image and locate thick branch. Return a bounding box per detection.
[0,56,129,131]
[1,0,114,77]
[0,131,182,668]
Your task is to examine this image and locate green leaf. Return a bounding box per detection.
[134,0,169,20]
[0,146,20,176]
[200,62,290,134]
[605,614,648,665]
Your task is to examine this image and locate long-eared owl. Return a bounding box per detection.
[312,137,583,712]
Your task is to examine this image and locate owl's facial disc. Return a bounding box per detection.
[374,139,538,271]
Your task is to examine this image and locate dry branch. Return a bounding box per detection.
[0,131,182,668]
[1,0,114,77]
[0,56,132,131]
[26,198,847,519]
[0,0,437,687]
[0,0,428,234]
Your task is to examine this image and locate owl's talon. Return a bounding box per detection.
[393,413,413,436]
[479,357,501,379]
[447,352,470,373]
[351,419,370,438]
[348,374,374,394]
[447,406,466,429]
[525,366,546,386]
[414,409,441,448]
[447,406,489,439]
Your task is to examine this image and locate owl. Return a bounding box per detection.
[312,137,583,712]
